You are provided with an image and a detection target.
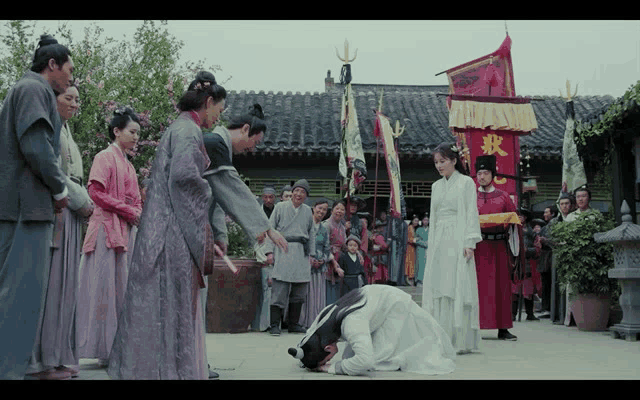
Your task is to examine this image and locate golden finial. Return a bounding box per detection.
[392,120,405,138]
[559,79,579,101]
[336,39,357,64]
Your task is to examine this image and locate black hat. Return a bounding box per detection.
[345,196,366,210]
[519,207,532,220]
[475,155,497,175]
[531,218,546,228]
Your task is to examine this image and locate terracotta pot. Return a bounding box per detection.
[572,293,611,331]
[206,258,264,333]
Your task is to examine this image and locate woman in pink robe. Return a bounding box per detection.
[76,107,142,366]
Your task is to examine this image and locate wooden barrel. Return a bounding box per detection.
[206,258,264,333]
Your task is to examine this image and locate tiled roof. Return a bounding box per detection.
[223,88,615,158]
[523,95,615,157]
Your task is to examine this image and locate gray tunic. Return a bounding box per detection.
[203,126,271,245]
[265,200,316,283]
[0,71,64,379]
[0,71,67,222]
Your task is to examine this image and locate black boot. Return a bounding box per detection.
[512,299,519,321]
[498,329,517,341]
[287,302,307,333]
[269,305,282,336]
[525,298,539,321]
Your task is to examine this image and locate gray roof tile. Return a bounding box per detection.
[222,89,615,157]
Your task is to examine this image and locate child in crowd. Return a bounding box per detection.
[338,235,367,296]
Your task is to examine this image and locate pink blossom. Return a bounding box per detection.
[97,80,104,89]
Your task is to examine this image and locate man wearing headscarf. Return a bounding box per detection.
[261,185,277,219]
[264,179,316,335]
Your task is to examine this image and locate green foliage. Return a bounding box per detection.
[0,20,35,100]
[0,20,223,187]
[224,216,256,259]
[551,210,620,297]
[574,79,640,166]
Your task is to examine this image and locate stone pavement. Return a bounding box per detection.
[75,286,640,380]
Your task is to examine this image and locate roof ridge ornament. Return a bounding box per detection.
[559,79,579,102]
[392,120,405,138]
[336,39,357,64]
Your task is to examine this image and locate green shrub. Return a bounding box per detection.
[224,215,256,259]
[551,210,620,298]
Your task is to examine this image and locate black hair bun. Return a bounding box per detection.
[188,71,217,91]
[195,71,216,85]
[249,103,264,119]
[38,34,58,47]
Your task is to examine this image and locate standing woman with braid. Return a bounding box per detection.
[108,72,226,380]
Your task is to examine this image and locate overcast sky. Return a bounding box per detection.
[27,20,640,99]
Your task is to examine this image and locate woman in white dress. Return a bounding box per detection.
[421,142,482,354]
[288,284,456,376]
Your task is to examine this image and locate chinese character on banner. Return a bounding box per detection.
[463,128,520,204]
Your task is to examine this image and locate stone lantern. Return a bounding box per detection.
[594,200,640,341]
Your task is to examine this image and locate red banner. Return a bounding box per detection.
[445,35,515,99]
[461,128,521,206]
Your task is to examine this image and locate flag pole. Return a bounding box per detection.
[372,89,384,227]
[336,39,357,221]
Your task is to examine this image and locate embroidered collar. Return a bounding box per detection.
[186,110,202,127]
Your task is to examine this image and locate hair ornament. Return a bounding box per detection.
[450,144,459,153]
[194,81,212,91]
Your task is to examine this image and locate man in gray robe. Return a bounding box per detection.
[0,35,72,379]
[265,179,316,336]
[545,193,573,325]
[202,116,288,375]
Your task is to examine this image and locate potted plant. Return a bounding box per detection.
[552,210,620,331]
[206,216,265,333]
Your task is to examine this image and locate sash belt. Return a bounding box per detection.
[482,233,506,241]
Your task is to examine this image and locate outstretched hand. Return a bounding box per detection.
[267,229,288,252]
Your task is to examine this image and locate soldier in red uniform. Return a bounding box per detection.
[473,155,518,341]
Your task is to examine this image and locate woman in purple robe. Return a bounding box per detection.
[107,72,226,380]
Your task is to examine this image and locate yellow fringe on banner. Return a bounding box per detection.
[449,100,538,132]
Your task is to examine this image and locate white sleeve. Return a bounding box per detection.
[334,316,375,376]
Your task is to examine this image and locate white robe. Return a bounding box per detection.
[421,170,482,352]
[331,285,456,376]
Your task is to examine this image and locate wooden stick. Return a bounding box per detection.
[214,244,238,274]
